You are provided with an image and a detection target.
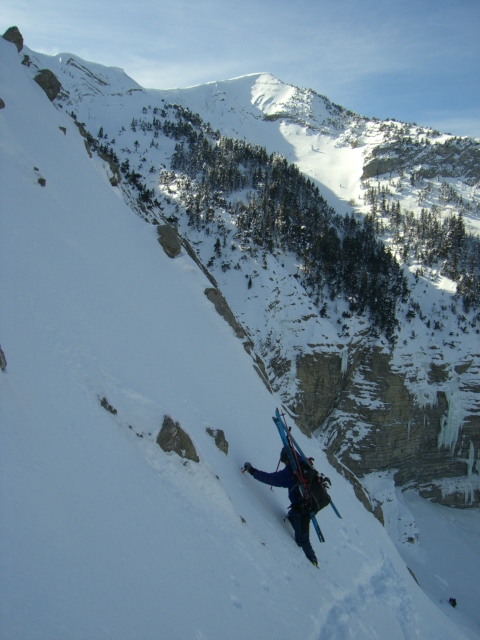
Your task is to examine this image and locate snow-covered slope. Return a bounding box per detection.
[2,36,477,640]
[161,72,367,215]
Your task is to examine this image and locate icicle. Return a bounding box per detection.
[436,385,465,451]
[340,347,348,376]
[467,440,475,477]
[465,441,476,505]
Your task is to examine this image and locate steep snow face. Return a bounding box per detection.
[32,50,143,94]
[248,74,366,209]
[154,71,367,215]
[1,37,475,640]
[250,73,298,114]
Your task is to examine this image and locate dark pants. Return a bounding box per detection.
[287,511,317,564]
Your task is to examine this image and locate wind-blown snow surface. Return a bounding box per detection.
[0,39,473,639]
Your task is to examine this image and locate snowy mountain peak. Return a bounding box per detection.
[21,45,143,97]
[250,72,297,111]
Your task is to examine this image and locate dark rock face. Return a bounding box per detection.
[0,98,5,110]
[2,26,23,52]
[157,415,199,462]
[100,397,117,415]
[204,288,247,340]
[297,346,480,508]
[363,138,480,185]
[34,69,62,101]
[293,351,343,432]
[292,341,368,435]
[97,149,121,186]
[362,156,401,179]
[157,225,182,258]
[206,427,229,455]
[0,345,6,372]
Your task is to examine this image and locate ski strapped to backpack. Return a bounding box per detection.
[272,409,326,543]
[274,409,342,520]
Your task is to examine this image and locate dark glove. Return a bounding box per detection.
[243,462,256,475]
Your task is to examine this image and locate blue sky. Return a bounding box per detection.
[2,0,479,137]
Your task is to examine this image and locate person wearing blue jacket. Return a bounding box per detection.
[243,448,318,566]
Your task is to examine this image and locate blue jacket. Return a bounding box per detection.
[253,464,303,506]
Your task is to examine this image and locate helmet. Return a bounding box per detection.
[280,446,289,464]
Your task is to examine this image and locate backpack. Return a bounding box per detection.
[301,463,331,514]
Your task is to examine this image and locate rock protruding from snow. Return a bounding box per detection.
[0,345,6,371]
[204,288,246,341]
[2,26,23,52]
[206,427,229,455]
[34,69,62,101]
[157,415,199,462]
[157,224,182,258]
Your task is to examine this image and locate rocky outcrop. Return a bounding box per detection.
[157,415,199,462]
[362,156,401,179]
[100,396,117,415]
[2,26,23,52]
[0,345,7,371]
[292,351,343,432]
[98,150,121,186]
[0,99,5,110]
[206,427,229,455]
[72,121,93,157]
[205,287,247,340]
[312,347,480,508]
[157,224,182,258]
[290,337,369,435]
[181,238,218,288]
[34,69,62,101]
[363,137,480,185]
